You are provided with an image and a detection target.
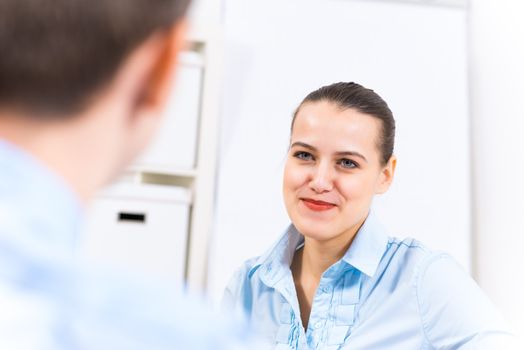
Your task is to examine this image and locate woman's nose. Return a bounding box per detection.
[308,162,334,193]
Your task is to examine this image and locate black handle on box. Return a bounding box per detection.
[118,212,146,223]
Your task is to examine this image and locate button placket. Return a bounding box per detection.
[327,270,361,346]
[274,276,303,346]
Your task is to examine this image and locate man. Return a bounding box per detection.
[0,1,257,348]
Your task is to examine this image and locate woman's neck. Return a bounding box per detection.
[290,225,360,327]
[300,233,354,280]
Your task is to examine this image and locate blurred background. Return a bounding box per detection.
[81,0,524,340]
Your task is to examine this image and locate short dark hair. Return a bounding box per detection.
[0,0,191,117]
[291,82,395,165]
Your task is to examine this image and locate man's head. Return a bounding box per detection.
[0,0,190,115]
[0,0,191,200]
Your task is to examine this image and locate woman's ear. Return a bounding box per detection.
[375,155,397,194]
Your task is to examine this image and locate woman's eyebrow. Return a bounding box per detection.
[335,151,368,163]
[291,141,368,163]
[290,141,316,151]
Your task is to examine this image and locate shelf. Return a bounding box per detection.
[141,172,195,190]
[128,165,197,178]
[96,181,192,204]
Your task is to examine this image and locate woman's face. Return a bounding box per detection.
[283,100,396,244]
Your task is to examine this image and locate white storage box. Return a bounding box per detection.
[135,51,204,172]
[81,183,191,285]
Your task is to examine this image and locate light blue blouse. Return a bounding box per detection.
[223,211,515,349]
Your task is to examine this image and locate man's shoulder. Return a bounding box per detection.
[0,253,260,350]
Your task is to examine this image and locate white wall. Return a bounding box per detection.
[469,0,524,338]
[207,0,471,305]
[187,0,222,25]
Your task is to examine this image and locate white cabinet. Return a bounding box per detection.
[135,52,204,172]
[82,183,190,284]
[82,24,222,291]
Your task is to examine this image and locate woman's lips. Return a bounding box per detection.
[301,198,337,211]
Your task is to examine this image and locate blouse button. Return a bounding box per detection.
[320,285,331,293]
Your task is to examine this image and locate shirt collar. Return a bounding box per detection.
[251,210,389,285]
[341,210,389,277]
[250,225,303,286]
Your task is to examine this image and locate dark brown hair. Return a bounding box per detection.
[0,0,191,117]
[292,82,395,165]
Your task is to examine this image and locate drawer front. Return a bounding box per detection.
[81,196,189,284]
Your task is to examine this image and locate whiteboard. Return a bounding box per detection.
[207,0,470,303]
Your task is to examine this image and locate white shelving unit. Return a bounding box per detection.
[81,20,222,292]
[184,23,223,291]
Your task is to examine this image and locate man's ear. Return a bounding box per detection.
[111,19,188,121]
[134,20,188,116]
[375,155,397,194]
[98,19,188,175]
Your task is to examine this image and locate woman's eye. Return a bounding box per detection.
[338,158,357,169]
[293,151,314,161]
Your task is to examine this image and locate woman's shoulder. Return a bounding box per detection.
[230,256,263,282]
[397,241,513,347]
[221,255,267,313]
[380,236,513,342]
[379,234,498,306]
[384,236,449,270]
[222,228,295,309]
[387,236,433,255]
[223,255,266,294]
[379,236,468,292]
[226,226,299,286]
[385,236,474,279]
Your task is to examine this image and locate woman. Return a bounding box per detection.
[223,82,514,349]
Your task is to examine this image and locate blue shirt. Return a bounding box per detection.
[223,211,516,349]
[0,139,259,350]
